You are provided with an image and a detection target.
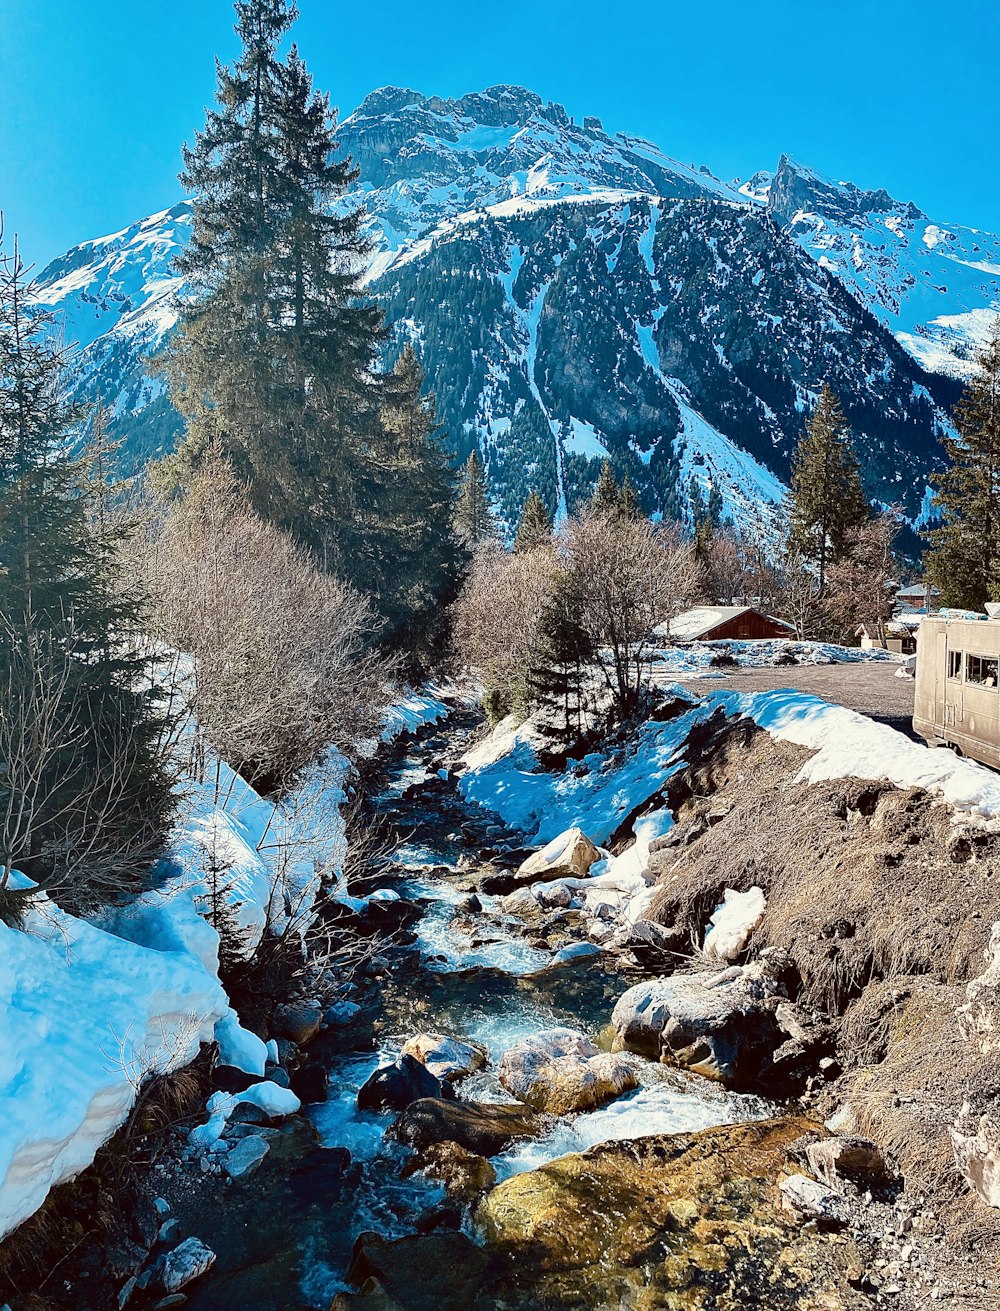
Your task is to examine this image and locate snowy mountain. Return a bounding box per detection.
[758,155,1000,379]
[29,84,997,532]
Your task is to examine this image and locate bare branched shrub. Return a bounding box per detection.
[563,511,699,717]
[146,453,384,794]
[0,625,177,921]
[452,539,562,719]
[825,512,900,646]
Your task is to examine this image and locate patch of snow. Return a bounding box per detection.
[709,688,1000,824]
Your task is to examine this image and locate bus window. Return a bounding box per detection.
[966,654,999,688]
[948,650,963,680]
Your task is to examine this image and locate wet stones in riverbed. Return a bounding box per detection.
[392,1097,548,1157]
[334,1231,489,1311]
[497,1027,637,1116]
[476,1117,866,1310]
[271,1003,323,1046]
[401,1140,497,1204]
[400,1032,488,1084]
[357,1053,444,1113]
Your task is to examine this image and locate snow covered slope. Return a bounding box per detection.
[29,84,995,531]
[760,155,1000,378]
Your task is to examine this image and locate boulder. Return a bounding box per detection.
[958,921,1000,1056]
[392,1097,546,1157]
[533,881,574,910]
[222,1134,270,1179]
[290,1061,329,1104]
[338,1231,488,1311]
[779,1173,851,1228]
[271,1003,323,1046]
[357,1054,443,1113]
[403,1141,496,1203]
[325,1000,362,1027]
[500,886,541,915]
[157,1238,217,1294]
[951,1099,1000,1207]
[477,1117,865,1308]
[400,1033,488,1083]
[610,957,789,1088]
[805,1136,888,1190]
[517,827,600,881]
[498,1028,637,1115]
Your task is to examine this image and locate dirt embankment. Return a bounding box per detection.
[641,715,1000,1305]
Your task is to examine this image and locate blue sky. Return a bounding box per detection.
[1,0,997,269]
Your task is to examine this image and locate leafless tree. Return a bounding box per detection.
[0,624,177,922]
[452,539,563,717]
[825,512,900,646]
[145,453,384,794]
[562,511,699,716]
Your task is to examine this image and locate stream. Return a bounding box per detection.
[168,707,772,1310]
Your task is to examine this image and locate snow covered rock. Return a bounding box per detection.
[0,882,229,1241]
[703,886,766,962]
[517,828,601,880]
[498,1028,637,1116]
[400,1033,488,1083]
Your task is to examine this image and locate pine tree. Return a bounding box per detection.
[373,344,467,664]
[926,323,1000,611]
[0,232,174,920]
[163,0,386,582]
[514,490,552,552]
[619,473,641,521]
[788,385,869,593]
[591,458,620,515]
[527,582,594,764]
[454,449,495,544]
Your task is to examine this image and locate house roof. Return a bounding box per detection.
[662,606,793,643]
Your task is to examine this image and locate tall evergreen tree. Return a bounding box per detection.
[454,449,495,544]
[788,384,869,592]
[514,489,552,552]
[619,472,641,521]
[926,324,1000,611]
[0,233,173,921]
[374,344,467,663]
[527,581,595,764]
[591,458,620,515]
[163,0,386,582]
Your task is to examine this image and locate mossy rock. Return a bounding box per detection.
[475,1116,867,1310]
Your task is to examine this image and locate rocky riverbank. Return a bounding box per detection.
[8,690,997,1311]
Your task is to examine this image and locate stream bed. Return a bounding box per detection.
[167,709,772,1310]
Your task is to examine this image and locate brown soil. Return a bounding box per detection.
[637,714,1000,1306]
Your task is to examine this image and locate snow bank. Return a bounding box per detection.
[459,699,710,844]
[703,887,767,961]
[0,876,229,1241]
[652,638,899,679]
[710,688,1000,823]
[378,687,449,744]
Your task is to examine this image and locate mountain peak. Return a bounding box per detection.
[768,152,924,224]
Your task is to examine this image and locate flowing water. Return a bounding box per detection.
[170,709,771,1310]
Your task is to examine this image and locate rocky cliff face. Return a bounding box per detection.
[29,84,999,533]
